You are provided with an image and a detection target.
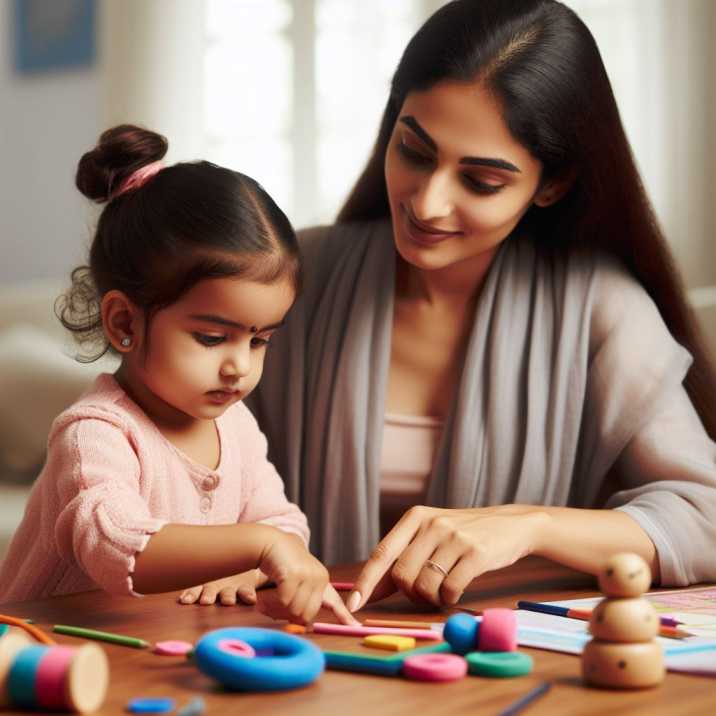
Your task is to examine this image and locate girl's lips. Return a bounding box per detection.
[206,389,240,405]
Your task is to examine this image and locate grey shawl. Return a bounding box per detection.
[249,220,715,582]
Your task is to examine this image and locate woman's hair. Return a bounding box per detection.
[338,0,716,439]
[58,124,300,362]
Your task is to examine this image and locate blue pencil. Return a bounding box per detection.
[517,600,682,627]
[499,681,551,716]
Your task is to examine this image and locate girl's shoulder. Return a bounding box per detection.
[49,373,144,444]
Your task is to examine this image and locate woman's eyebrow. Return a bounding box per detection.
[398,115,521,173]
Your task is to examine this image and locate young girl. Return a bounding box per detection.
[0,125,353,625]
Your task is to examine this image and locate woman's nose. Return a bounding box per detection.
[411,170,453,222]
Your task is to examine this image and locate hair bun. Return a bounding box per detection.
[76,124,169,203]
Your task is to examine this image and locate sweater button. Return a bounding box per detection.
[200,496,212,513]
[202,476,217,491]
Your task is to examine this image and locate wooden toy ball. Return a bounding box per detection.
[582,640,665,689]
[598,553,651,598]
[589,598,660,643]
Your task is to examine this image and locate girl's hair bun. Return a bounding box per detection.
[75,124,168,203]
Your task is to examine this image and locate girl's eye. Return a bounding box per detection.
[251,336,270,348]
[462,174,504,195]
[397,139,433,166]
[193,333,226,347]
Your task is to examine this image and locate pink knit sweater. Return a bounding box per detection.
[0,374,309,603]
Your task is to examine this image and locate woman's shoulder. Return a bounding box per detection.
[297,219,390,259]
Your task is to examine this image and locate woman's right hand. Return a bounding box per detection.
[258,531,356,625]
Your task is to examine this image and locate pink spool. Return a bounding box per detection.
[35,647,75,710]
[478,608,517,652]
[217,639,256,659]
[402,653,468,682]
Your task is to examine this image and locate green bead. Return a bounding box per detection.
[466,651,533,678]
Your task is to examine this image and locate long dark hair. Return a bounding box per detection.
[58,124,299,361]
[338,0,716,439]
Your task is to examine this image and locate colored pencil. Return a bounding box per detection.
[498,681,551,716]
[0,614,55,645]
[516,601,692,639]
[52,624,150,649]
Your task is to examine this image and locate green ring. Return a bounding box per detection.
[466,651,533,678]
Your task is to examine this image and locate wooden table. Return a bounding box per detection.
[1,557,713,715]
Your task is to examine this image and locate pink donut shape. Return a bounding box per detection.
[153,640,194,656]
[478,608,517,652]
[217,638,256,659]
[35,647,75,710]
[402,653,468,682]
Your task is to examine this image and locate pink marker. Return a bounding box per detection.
[312,622,441,641]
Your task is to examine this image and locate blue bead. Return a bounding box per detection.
[194,627,325,692]
[443,613,479,655]
[7,645,48,709]
[127,697,176,713]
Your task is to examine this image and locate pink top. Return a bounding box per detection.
[380,413,443,534]
[0,374,308,604]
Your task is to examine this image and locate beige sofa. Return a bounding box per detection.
[0,279,116,556]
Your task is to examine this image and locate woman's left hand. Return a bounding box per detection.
[347,505,549,612]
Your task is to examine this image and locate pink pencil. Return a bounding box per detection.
[312,622,441,641]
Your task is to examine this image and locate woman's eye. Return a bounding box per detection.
[193,333,226,347]
[397,139,433,166]
[462,174,504,195]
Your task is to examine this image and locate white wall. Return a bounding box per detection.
[0,0,100,284]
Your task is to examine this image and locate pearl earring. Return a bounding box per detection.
[120,337,131,348]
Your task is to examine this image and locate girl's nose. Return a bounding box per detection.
[221,344,251,378]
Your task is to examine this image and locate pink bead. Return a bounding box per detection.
[402,653,468,682]
[217,638,256,658]
[153,640,194,656]
[35,647,75,709]
[478,608,517,652]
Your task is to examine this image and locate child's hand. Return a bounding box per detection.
[256,583,359,626]
[258,533,350,624]
[178,569,269,606]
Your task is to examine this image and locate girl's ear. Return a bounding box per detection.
[533,168,577,208]
[101,290,142,353]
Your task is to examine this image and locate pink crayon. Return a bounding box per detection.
[312,622,441,641]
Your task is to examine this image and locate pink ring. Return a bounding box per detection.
[35,647,75,709]
[153,640,194,656]
[478,608,517,652]
[217,639,256,659]
[402,653,467,682]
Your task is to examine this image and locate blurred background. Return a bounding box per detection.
[0,0,715,554]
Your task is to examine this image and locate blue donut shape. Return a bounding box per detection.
[194,627,325,691]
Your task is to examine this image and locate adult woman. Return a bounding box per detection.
[249,0,716,610]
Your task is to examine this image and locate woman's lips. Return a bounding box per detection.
[402,205,461,246]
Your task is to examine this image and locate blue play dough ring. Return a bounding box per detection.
[194,627,325,691]
[0,623,8,637]
[443,613,480,655]
[7,645,47,708]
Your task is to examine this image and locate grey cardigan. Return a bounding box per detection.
[248,220,716,584]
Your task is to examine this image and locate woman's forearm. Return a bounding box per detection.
[533,507,660,583]
[132,523,279,594]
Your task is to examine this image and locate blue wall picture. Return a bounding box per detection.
[14,0,96,74]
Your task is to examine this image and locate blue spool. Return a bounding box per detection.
[7,645,48,709]
[194,627,325,691]
[443,613,480,655]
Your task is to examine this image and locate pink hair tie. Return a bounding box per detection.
[111,160,164,199]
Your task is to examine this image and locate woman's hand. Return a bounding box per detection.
[257,532,356,624]
[347,505,549,612]
[178,569,270,606]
